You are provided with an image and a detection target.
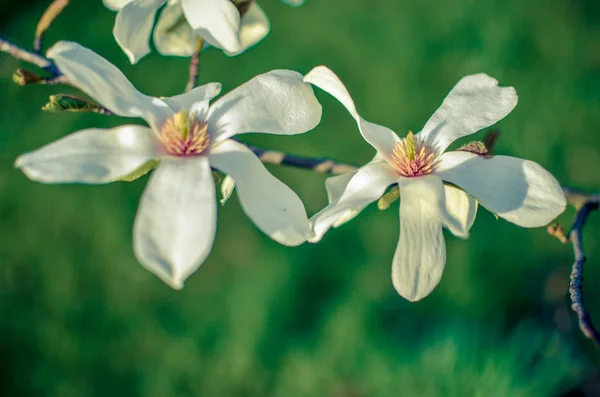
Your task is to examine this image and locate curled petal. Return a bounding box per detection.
[153,2,197,57]
[219,174,236,205]
[208,70,322,143]
[310,160,397,242]
[181,0,242,54]
[113,0,166,64]
[15,125,157,184]
[325,153,383,203]
[210,140,311,246]
[436,151,566,227]
[104,0,133,11]
[234,2,270,55]
[444,184,477,238]
[304,66,400,161]
[133,157,217,289]
[325,172,356,204]
[417,74,518,154]
[162,83,222,112]
[392,176,448,302]
[47,41,172,128]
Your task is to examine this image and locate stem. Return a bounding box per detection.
[185,38,203,92]
[34,0,70,54]
[245,144,358,175]
[0,37,52,69]
[565,191,600,344]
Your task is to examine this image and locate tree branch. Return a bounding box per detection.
[245,144,358,175]
[34,0,70,54]
[185,38,203,92]
[0,37,53,69]
[552,188,600,345]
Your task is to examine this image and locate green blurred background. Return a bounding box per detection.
[1,0,600,395]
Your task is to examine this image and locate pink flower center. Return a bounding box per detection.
[390,132,437,177]
[160,111,210,157]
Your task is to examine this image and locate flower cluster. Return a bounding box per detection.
[13,0,566,301]
[104,0,303,63]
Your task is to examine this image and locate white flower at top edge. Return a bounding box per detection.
[304,66,566,302]
[103,0,302,64]
[15,41,322,289]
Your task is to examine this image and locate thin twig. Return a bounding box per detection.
[34,0,70,54]
[246,144,358,175]
[0,37,52,69]
[563,189,600,344]
[185,38,203,92]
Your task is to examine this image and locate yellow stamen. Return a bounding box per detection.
[404,131,416,162]
[173,110,190,140]
[390,132,437,177]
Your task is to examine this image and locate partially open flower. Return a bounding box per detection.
[16,41,322,288]
[305,66,566,302]
[103,0,299,64]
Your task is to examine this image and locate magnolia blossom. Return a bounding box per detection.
[16,41,322,288]
[103,0,274,64]
[304,66,566,302]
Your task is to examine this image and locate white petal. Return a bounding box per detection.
[234,2,270,56]
[392,176,447,302]
[208,70,322,143]
[153,2,198,57]
[220,174,236,205]
[15,125,157,183]
[133,157,216,289]
[181,0,242,54]
[444,184,477,238]
[304,66,400,161]
[113,0,166,64]
[104,0,133,11]
[310,160,397,242]
[325,153,382,203]
[47,41,172,128]
[209,140,311,246]
[325,172,356,204]
[417,74,518,154]
[281,0,304,7]
[436,151,566,227]
[161,83,222,112]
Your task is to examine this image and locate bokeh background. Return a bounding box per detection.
[1,0,600,396]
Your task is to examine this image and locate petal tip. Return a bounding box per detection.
[303,65,333,83]
[165,277,184,290]
[13,155,25,169]
[393,284,430,302]
[46,40,75,59]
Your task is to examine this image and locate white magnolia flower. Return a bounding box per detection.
[304,66,566,302]
[103,0,272,64]
[16,41,322,289]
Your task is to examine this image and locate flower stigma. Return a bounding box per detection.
[390,131,436,177]
[160,110,210,157]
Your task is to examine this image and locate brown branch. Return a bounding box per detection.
[549,188,600,345]
[245,144,358,175]
[0,37,52,69]
[34,0,70,54]
[185,38,203,92]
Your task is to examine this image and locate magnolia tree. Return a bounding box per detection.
[1,0,598,344]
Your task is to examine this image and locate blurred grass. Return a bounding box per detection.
[1,0,600,395]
